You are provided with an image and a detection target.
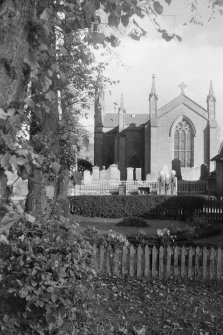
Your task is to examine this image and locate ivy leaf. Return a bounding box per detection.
[19,287,29,298]
[108,13,120,27]
[50,162,60,173]
[121,15,129,27]
[165,0,171,4]
[0,108,14,120]
[153,1,163,15]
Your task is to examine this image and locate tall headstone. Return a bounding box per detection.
[109,164,120,181]
[135,168,142,181]
[99,166,107,181]
[83,170,92,184]
[127,167,134,181]
[92,166,100,182]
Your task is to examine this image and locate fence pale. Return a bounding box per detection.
[137,245,142,277]
[144,245,151,277]
[166,246,172,279]
[129,245,135,277]
[188,247,194,279]
[181,246,186,278]
[195,246,200,279]
[152,246,158,278]
[217,247,222,280]
[210,247,216,280]
[202,246,208,280]
[122,246,128,275]
[113,247,119,275]
[159,246,164,280]
[174,246,179,277]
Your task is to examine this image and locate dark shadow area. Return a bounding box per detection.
[171,158,182,180]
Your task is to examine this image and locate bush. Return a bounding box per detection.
[82,226,129,248]
[69,195,205,220]
[0,216,95,335]
[116,216,149,227]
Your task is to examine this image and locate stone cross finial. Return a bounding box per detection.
[178,82,187,94]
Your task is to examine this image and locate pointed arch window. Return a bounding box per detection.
[174,119,193,167]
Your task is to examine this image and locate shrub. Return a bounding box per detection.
[69,195,205,220]
[116,216,149,227]
[0,216,95,335]
[82,226,129,248]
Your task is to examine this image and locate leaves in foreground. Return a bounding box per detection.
[84,275,223,335]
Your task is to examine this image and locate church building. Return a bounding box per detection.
[94,73,221,181]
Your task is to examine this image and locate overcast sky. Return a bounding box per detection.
[84,0,223,139]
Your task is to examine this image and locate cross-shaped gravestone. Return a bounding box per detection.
[178,82,187,94]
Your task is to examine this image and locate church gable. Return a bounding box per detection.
[158,94,208,121]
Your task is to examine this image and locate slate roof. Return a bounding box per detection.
[103,113,149,128]
[103,93,209,128]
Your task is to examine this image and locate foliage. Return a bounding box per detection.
[69,195,205,219]
[83,275,223,334]
[78,158,93,174]
[116,216,149,227]
[0,216,96,334]
[82,226,129,248]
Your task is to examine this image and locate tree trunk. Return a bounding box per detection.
[0,1,35,206]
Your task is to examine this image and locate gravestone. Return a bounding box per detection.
[109,164,120,181]
[92,166,100,182]
[127,167,134,181]
[83,170,92,184]
[100,166,108,181]
[135,168,142,181]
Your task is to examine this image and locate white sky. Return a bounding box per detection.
[83,0,223,138]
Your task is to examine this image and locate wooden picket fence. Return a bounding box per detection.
[94,244,223,281]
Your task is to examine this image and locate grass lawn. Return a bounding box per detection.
[84,275,223,335]
[72,215,193,237]
[72,215,223,245]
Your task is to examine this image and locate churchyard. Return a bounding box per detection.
[65,162,223,334]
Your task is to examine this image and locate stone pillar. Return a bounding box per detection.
[127,167,134,181]
[92,166,100,182]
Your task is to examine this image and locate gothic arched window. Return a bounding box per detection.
[174,119,193,167]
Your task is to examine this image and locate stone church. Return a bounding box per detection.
[94,73,221,181]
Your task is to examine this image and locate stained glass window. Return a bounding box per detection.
[174,119,193,167]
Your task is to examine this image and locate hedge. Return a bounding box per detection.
[69,195,205,220]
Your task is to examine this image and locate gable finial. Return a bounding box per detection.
[209,80,216,99]
[151,74,157,95]
[178,82,187,95]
